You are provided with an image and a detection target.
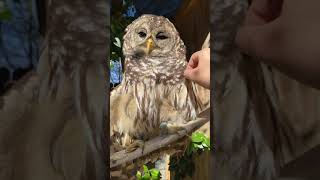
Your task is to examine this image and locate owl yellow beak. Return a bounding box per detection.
[145,38,154,55]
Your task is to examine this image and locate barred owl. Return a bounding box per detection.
[110,14,209,152]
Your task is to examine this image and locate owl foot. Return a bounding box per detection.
[125,140,145,154]
[111,143,125,153]
[159,122,188,136]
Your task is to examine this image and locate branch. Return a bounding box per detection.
[110,108,210,168]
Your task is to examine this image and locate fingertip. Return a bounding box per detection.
[189,51,199,61]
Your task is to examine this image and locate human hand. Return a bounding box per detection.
[236,0,320,88]
[184,48,210,89]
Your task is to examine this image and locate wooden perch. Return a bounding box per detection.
[110,108,210,168]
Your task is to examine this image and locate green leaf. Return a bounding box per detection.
[150,168,161,180]
[168,132,210,180]
[192,142,199,150]
[136,171,142,180]
[197,144,204,149]
[191,132,204,143]
[143,165,149,173]
[113,37,121,48]
[202,143,208,148]
[203,137,210,149]
[142,172,151,180]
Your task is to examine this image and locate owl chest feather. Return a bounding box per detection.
[124,56,186,84]
[115,19,193,139]
[111,54,197,138]
[113,77,197,139]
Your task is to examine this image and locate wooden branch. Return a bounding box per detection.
[110,108,210,168]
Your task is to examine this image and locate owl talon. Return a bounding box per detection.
[159,122,169,136]
[125,140,145,154]
[160,122,188,136]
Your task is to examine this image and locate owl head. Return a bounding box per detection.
[122,14,185,58]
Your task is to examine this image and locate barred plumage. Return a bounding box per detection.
[110,14,204,146]
[110,14,210,179]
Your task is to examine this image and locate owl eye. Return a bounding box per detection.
[138,31,147,38]
[156,32,168,40]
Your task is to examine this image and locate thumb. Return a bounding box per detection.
[235,19,283,62]
[183,68,193,80]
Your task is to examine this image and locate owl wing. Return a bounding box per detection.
[191,81,210,112]
[110,84,138,143]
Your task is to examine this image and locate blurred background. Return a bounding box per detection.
[0,0,42,95]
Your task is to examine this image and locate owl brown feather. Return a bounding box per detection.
[110,14,209,150]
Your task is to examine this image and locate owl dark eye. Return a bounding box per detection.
[156,32,168,40]
[138,31,147,38]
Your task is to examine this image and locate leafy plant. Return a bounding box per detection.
[136,165,161,180]
[110,0,135,61]
[169,132,210,180]
[110,0,135,87]
[186,132,210,155]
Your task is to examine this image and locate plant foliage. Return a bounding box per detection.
[135,132,210,180]
[110,0,135,86]
[169,132,210,180]
[110,0,135,61]
[136,165,161,180]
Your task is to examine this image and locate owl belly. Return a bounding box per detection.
[111,78,198,144]
[128,82,197,140]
